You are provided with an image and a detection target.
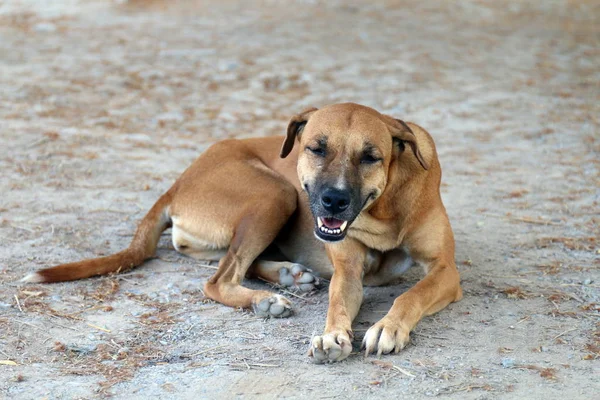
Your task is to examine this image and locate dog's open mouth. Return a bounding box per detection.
[315,217,349,241]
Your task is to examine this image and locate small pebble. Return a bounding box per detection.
[502,358,516,368]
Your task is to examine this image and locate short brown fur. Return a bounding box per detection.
[24,103,462,362]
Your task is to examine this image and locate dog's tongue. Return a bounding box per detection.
[323,218,344,229]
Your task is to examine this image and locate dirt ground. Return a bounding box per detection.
[0,0,598,398]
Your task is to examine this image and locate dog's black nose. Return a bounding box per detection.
[320,188,350,214]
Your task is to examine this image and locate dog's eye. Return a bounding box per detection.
[361,153,382,164]
[306,146,326,157]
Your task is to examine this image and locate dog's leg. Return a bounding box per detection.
[203,200,298,318]
[247,260,319,292]
[309,239,366,363]
[362,213,462,355]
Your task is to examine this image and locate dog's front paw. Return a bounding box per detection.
[308,330,352,364]
[252,294,293,318]
[362,318,410,356]
[278,263,319,292]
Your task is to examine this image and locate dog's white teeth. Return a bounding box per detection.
[318,217,323,228]
[340,221,348,231]
[318,225,344,236]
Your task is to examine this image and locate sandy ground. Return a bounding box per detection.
[0,0,599,398]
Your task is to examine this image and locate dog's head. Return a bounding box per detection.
[280,103,429,243]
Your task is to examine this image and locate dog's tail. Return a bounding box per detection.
[22,191,173,283]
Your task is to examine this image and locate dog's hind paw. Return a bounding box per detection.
[252,294,293,318]
[278,263,319,292]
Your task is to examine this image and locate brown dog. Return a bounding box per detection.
[23,103,462,363]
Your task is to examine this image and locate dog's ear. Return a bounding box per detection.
[280,107,318,158]
[390,119,429,170]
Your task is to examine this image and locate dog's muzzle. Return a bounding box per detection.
[316,217,349,240]
[309,187,359,242]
